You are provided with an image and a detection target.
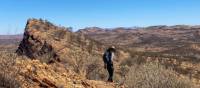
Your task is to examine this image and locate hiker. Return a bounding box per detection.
[103,46,116,82]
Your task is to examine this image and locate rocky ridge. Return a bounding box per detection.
[17,19,104,63]
[14,19,124,88]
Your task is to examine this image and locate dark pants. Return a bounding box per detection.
[107,63,114,82]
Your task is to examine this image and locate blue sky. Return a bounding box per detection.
[0,0,200,34]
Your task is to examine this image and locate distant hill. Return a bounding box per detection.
[77,25,200,52]
[0,34,23,45]
[0,34,23,39]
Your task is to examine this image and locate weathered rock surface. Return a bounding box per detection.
[17,19,104,63]
[13,58,124,88]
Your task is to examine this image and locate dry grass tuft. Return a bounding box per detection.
[125,62,193,88]
[0,51,21,88]
[0,72,20,88]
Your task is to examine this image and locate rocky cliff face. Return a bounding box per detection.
[17,19,104,63]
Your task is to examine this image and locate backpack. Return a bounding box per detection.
[103,52,107,64]
[103,51,113,64]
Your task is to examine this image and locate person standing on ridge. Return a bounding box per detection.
[103,46,116,82]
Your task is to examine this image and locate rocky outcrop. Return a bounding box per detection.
[13,19,124,88]
[16,19,104,63]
